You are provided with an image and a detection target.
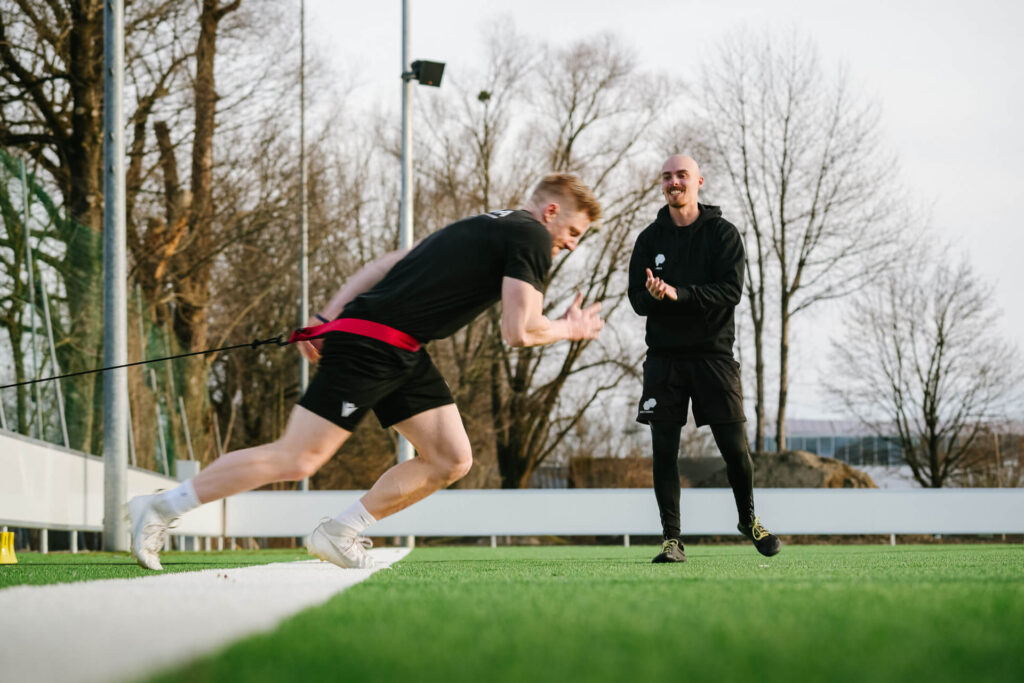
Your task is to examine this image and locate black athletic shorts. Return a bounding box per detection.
[636,353,746,427]
[298,332,454,431]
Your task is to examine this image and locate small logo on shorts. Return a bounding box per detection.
[340,401,358,418]
[654,254,666,270]
[641,397,657,412]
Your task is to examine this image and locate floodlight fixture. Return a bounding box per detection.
[405,59,445,87]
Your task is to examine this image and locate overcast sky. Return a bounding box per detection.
[306,0,1024,419]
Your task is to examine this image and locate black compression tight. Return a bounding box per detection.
[650,421,755,539]
[650,422,683,539]
[709,421,755,528]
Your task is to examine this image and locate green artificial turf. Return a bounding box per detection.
[145,544,1024,683]
[0,549,310,588]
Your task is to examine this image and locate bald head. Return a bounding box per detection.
[660,155,704,218]
[662,155,701,178]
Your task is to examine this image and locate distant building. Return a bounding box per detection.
[758,418,916,488]
[760,418,905,466]
[533,418,925,489]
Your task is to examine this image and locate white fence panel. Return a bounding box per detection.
[225,488,1024,537]
[4,431,1024,540]
[0,431,221,536]
[751,489,1024,534]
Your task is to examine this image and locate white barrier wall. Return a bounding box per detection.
[0,431,221,537]
[3,430,1024,539]
[223,488,1024,537]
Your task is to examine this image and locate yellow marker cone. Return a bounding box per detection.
[0,530,18,564]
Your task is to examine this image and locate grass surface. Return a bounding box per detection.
[0,549,309,588]
[144,544,1024,683]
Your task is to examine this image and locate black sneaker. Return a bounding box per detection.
[738,517,782,557]
[652,537,687,563]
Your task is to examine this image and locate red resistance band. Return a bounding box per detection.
[287,318,422,352]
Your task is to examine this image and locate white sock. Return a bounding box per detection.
[154,479,201,519]
[329,500,377,536]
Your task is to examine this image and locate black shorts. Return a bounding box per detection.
[636,353,746,427]
[298,333,454,431]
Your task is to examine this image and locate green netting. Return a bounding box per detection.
[0,147,177,474]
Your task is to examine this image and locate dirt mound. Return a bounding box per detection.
[567,450,876,489]
[698,450,877,488]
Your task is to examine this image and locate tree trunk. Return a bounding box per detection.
[59,1,105,453]
[753,316,766,453]
[776,299,790,452]
[10,322,27,433]
[168,0,241,463]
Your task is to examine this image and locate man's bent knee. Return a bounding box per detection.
[444,452,473,484]
[272,447,332,482]
[427,447,472,486]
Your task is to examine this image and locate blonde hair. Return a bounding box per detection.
[528,173,603,222]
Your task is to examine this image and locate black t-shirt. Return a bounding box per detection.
[341,209,552,342]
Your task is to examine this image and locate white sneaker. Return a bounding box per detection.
[127,494,175,571]
[307,518,375,569]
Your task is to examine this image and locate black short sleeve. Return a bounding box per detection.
[503,218,552,293]
[341,209,554,341]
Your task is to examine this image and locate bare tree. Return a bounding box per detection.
[1,0,108,449]
[124,0,313,464]
[826,245,1021,487]
[949,423,1024,488]
[151,0,241,462]
[699,32,902,451]
[0,0,241,455]
[206,109,398,469]
[414,33,668,488]
[0,149,42,434]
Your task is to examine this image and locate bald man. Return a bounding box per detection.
[628,155,781,562]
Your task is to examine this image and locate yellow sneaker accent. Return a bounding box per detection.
[751,517,770,541]
[652,537,687,563]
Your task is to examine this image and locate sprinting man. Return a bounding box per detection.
[129,174,604,570]
[628,155,781,563]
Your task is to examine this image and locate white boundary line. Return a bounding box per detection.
[0,547,409,683]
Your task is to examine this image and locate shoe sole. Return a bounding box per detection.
[307,533,374,570]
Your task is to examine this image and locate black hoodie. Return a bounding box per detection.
[628,203,744,358]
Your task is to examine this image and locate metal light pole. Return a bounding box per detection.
[398,0,415,548]
[398,0,415,477]
[397,0,445,548]
[102,0,128,551]
[298,0,310,492]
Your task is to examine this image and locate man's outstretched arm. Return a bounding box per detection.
[500,277,603,347]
